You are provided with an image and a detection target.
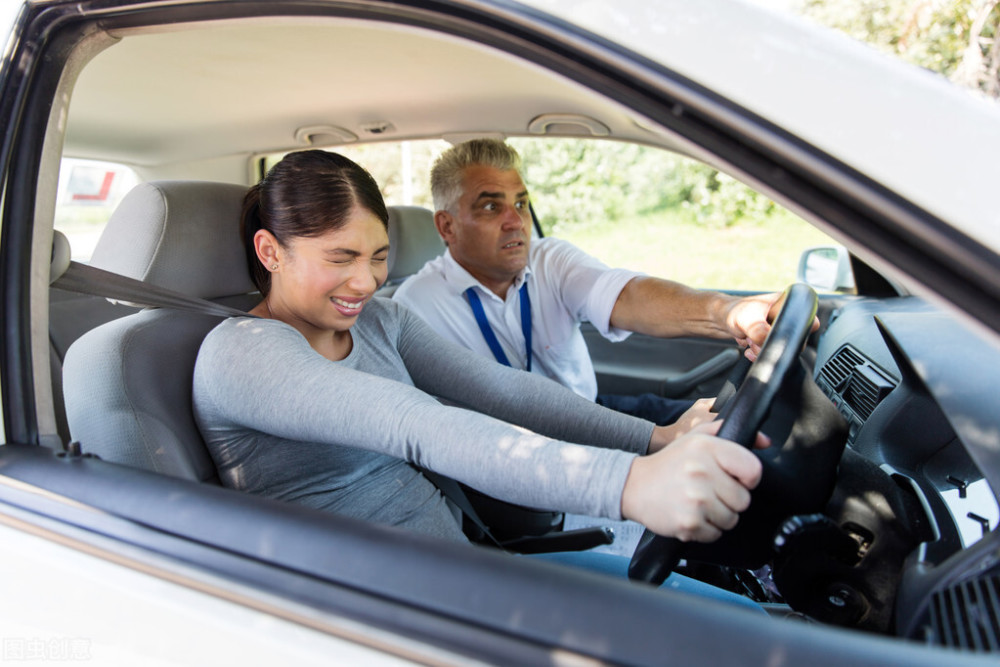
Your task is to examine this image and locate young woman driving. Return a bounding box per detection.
[192,150,767,605]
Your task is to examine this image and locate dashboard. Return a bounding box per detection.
[814,295,999,552]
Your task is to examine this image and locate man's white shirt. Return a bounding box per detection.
[393,237,640,400]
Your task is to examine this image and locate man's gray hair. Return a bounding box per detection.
[431,139,523,214]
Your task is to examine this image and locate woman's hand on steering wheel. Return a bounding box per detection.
[647,398,716,453]
[624,422,771,541]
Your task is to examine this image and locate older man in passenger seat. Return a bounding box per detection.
[393,138,780,429]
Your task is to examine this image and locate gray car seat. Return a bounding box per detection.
[49,230,142,447]
[379,205,444,296]
[61,186,440,481]
[61,186,608,551]
[62,181,255,482]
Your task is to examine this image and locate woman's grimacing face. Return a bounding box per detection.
[267,207,390,338]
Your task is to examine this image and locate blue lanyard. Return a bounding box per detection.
[464,282,532,372]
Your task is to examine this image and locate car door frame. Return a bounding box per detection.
[1,1,997,664]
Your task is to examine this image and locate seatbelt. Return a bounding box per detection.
[52,260,255,318]
[421,470,505,549]
[464,282,532,372]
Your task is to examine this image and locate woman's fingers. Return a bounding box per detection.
[621,429,763,542]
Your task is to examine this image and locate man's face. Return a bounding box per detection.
[436,165,532,296]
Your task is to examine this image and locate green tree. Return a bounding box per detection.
[509,137,775,235]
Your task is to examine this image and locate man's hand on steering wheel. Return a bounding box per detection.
[647,398,716,453]
[724,291,820,361]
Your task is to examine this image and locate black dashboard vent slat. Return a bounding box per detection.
[843,367,881,420]
[844,374,878,419]
[819,346,897,424]
[926,574,1000,651]
[820,346,864,389]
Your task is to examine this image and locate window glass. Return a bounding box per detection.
[263,137,844,292]
[507,138,842,292]
[54,158,141,261]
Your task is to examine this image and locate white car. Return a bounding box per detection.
[1,0,999,664]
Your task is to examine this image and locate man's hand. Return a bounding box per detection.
[723,291,820,361]
[723,292,778,361]
[624,421,767,542]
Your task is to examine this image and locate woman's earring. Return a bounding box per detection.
[271,263,279,271]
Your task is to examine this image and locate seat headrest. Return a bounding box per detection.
[386,205,445,282]
[89,181,255,299]
[50,229,72,284]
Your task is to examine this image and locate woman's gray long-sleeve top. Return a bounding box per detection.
[193,298,653,541]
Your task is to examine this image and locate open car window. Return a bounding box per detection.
[265,137,850,293]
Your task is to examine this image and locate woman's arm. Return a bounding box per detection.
[392,301,653,454]
[194,318,637,520]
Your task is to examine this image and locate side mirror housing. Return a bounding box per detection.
[796,246,855,293]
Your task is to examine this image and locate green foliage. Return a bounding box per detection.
[564,206,836,291]
[508,138,777,235]
[321,140,450,210]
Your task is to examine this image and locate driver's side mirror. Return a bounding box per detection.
[796,245,856,293]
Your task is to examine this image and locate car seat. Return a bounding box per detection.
[379,205,443,296]
[61,189,441,481]
[62,181,256,482]
[61,184,609,552]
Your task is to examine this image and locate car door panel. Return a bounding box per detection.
[584,293,851,399]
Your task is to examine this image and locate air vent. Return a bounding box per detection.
[842,366,893,420]
[926,574,1000,651]
[819,346,896,422]
[820,346,865,389]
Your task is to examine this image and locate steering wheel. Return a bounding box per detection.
[628,283,819,585]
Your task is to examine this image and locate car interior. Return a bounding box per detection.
[4,2,999,661]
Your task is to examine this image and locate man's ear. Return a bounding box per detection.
[434,210,455,247]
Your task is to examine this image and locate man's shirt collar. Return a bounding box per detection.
[441,247,532,301]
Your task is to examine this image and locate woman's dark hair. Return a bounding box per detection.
[240,150,389,294]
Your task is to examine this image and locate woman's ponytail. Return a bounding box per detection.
[240,182,270,295]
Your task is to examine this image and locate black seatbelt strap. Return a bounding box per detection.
[421,469,505,549]
[52,260,254,319]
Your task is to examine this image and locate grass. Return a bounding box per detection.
[555,209,839,292]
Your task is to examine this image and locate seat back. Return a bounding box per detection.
[63,181,254,482]
[380,205,444,296]
[49,230,140,447]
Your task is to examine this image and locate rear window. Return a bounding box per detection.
[54,158,140,261]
